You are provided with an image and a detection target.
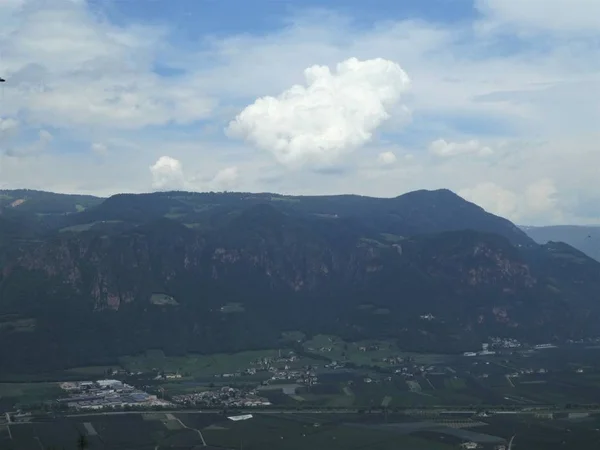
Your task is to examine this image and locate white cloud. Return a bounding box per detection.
[4,129,52,157]
[91,143,107,156]
[150,155,240,193]
[377,151,397,165]
[524,178,560,217]
[430,139,493,158]
[150,156,186,191]
[476,0,600,33]
[226,57,411,168]
[459,182,518,219]
[459,179,561,224]
[0,118,19,136]
[1,0,215,130]
[210,166,239,191]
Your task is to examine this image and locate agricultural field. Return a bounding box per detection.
[216,363,600,410]
[303,335,399,366]
[302,334,449,367]
[259,368,512,409]
[0,413,212,450]
[119,349,283,378]
[0,383,63,411]
[3,409,600,449]
[347,376,486,408]
[199,413,459,450]
[476,414,600,450]
[0,413,471,450]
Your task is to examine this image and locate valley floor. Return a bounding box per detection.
[4,410,600,450]
[4,339,600,448]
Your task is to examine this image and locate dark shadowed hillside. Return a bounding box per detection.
[55,189,534,245]
[0,189,102,214]
[0,189,598,374]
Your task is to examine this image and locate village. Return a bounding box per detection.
[171,386,271,407]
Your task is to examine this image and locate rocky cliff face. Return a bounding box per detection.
[0,190,599,373]
[2,215,538,310]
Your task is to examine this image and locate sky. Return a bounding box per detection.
[0,0,599,226]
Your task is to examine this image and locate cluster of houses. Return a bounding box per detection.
[489,337,522,349]
[171,386,271,408]
[208,351,321,388]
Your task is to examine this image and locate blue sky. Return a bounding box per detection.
[103,0,477,33]
[0,0,599,226]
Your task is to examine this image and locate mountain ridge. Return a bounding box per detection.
[1,188,535,245]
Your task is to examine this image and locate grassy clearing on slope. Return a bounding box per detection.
[150,293,179,306]
[59,220,122,232]
[63,365,116,377]
[220,302,245,313]
[0,318,36,332]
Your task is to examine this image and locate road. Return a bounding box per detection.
[65,408,359,418]
[153,414,207,450]
[505,374,516,388]
[3,405,597,425]
[171,413,207,446]
[58,405,600,419]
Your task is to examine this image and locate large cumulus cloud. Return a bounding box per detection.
[150,156,186,190]
[227,57,411,168]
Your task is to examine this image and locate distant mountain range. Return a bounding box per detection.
[1,188,600,374]
[522,225,600,262]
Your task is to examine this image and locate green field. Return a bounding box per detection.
[159,383,212,396]
[0,383,61,398]
[477,414,600,450]
[120,349,282,377]
[0,382,63,410]
[303,335,450,367]
[200,414,456,450]
[64,366,116,376]
[444,376,467,389]
[303,335,402,367]
[1,414,201,450]
[0,413,472,450]
[3,409,600,449]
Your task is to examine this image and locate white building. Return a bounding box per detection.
[97,379,122,388]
